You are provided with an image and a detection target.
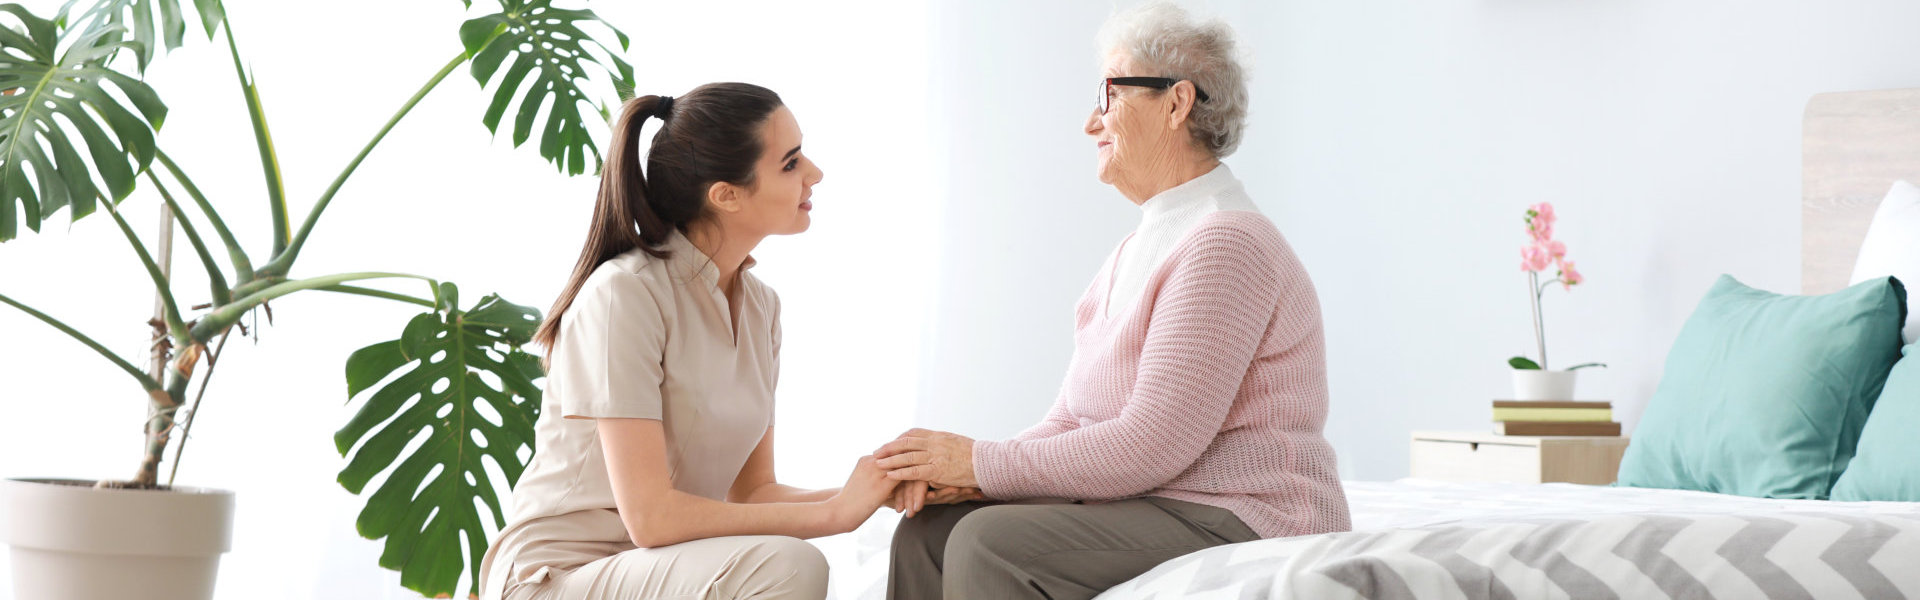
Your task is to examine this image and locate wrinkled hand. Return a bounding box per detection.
[875,428,979,489]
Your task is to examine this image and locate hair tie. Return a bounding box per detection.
[653,95,675,120]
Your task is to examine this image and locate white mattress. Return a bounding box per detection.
[823,479,1920,600]
[1346,478,1919,531]
[1102,480,1920,599]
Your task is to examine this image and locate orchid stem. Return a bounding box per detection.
[1529,270,1549,370]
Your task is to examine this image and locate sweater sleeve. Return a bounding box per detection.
[972,221,1287,500]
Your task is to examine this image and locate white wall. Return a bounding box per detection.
[915,0,1920,483]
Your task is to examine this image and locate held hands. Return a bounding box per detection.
[887,480,986,518]
[827,455,899,533]
[875,428,983,518]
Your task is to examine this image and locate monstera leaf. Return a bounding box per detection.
[68,0,225,71]
[0,5,166,241]
[335,283,546,598]
[460,0,633,176]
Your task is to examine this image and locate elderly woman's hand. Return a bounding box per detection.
[875,428,979,489]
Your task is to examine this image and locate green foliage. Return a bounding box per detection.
[461,0,633,176]
[1508,356,1542,370]
[0,5,166,240]
[336,285,545,598]
[67,0,224,71]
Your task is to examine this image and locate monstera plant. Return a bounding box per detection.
[0,0,630,597]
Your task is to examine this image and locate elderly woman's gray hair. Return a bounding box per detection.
[1097,2,1249,158]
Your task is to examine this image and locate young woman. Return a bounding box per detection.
[477,83,898,600]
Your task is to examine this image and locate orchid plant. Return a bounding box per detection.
[1509,202,1606,372]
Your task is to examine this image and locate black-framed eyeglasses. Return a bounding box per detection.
[1098,77,1211,114]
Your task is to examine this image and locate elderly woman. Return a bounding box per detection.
[874,4,1351,599]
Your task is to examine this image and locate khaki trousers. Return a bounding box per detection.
[507,535,829,600]
[887,497,1258,600]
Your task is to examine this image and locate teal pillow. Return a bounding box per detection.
[1616,275,1905,499]
[1833,342,1920,501]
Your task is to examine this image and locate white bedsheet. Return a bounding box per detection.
[1101,480,1920,599]
[822,479,1920,599]
[1346,478,1918,531]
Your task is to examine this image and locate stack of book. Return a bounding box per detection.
[1491,400,1620,436]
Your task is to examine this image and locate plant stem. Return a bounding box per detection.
[227,276,288,302]
[156,149,253,282]
[149,198,174,381]
[222,20,289,261]
[148,171,231,305]
[137,347,198,488]
[0,291,160,392]
[316,284,436,308]
[264,51,469,277]
[142,200,180,490]
[1529,270,1548,370]
[189,272,437,340]
[1537,278,1564,296]
[105,198,189,345]
[168,327,231,488]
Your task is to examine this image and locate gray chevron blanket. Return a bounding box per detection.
[1099,481,1920,600]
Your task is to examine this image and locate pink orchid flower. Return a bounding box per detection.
[1531,202,1556,226]
[1543,240,1567,259]
[1521,244,1552,272]
[1528,219,1554,242]
[1560,261,1583,288]
[1526,203,1557,242]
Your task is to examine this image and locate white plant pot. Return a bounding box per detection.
[1511,369,1578,401]
[2,478,234,600]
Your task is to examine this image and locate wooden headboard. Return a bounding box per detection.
[1803,89,1920,295]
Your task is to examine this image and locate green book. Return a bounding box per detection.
[1491,407,1614,422]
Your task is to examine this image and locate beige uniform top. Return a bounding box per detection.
[478,230,780,600]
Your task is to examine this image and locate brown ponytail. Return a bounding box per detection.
[535,83,784,350]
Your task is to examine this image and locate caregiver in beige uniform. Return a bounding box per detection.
[478,83,901,600]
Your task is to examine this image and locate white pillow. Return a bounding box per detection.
[1850,179,1920,345]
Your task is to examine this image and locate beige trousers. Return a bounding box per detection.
[507,535,829,600]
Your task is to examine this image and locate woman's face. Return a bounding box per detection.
[1085,50,1175,187]
[723,105,822,237]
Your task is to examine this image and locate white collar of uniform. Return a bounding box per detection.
[1138,163,1239,225]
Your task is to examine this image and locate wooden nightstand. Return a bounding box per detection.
[1410,430,1629,485]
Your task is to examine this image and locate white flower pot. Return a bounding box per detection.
[1511,369,1578,401]
[3,478,234,600]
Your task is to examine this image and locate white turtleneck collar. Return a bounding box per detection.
[1106,163,1260,317]
[1140,162,1238,221]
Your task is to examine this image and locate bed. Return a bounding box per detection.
[1101,480,1920,599]
[820,88,1920,600]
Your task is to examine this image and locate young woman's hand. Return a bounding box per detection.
[925,484,985,507]
[828,455,898,533]
[889,481,986,518]
[886,480,927,515]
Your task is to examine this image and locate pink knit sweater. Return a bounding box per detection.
[972,211,1352,539]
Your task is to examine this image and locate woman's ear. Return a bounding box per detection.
[707,181,742,215]
[1167,81,1196,130]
